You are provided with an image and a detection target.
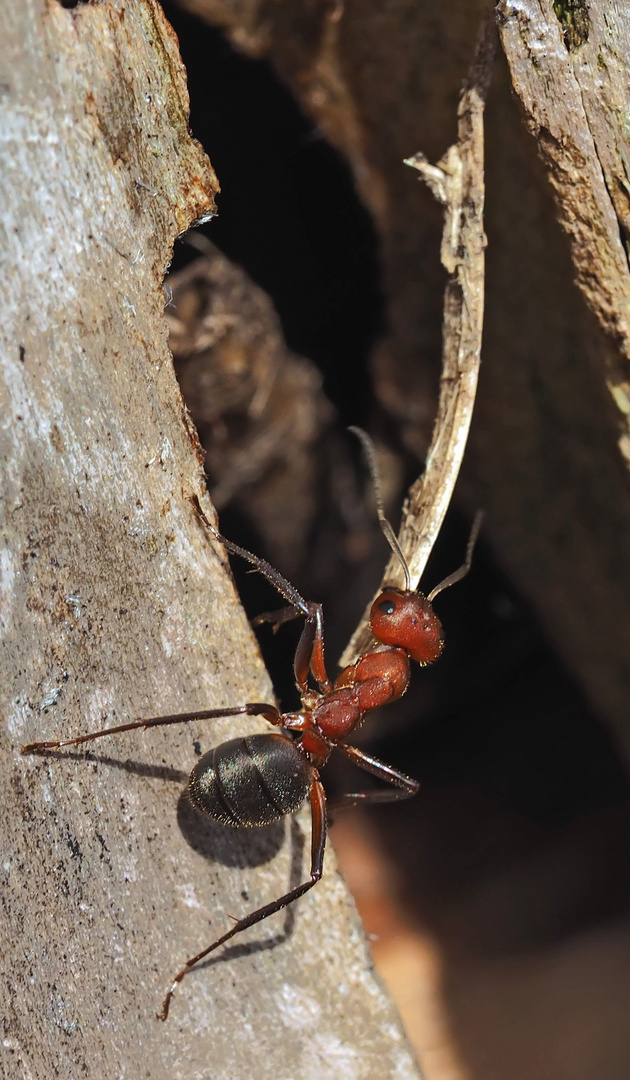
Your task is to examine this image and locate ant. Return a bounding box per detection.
[21,429,481,1020]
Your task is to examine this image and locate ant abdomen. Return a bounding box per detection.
[188,733,313,827]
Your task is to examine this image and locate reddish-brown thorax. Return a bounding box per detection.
[296,587,444,765]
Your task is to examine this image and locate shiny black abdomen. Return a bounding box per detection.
[188,733,313,827]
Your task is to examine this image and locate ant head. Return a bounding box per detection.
[370,587,444,665]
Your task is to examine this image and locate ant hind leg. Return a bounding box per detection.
[159,776,327,1019]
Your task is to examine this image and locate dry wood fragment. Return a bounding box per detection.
[341,17,496,667]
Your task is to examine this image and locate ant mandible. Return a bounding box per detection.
[21,429,481,1020]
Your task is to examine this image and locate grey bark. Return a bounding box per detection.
[492,0,630,748]
[498,0,630,366]
[0,3,422,1079]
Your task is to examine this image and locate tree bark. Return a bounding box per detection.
[498,0,630,366]
[0,3,421,1078]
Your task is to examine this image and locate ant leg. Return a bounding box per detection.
[256,601,331,696]
[191,495,312,617]
[159,776,327,1020]
[191,495,331,694]
[293,602,331,695]
[252,605,303,632]
[21,703,282,753]
[333,743,420,808]
[330,788,419,811]
[254,601,330,696]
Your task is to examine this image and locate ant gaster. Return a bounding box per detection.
[22,429,481,1019]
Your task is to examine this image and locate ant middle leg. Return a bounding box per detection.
[330,788,420,811]
[159,775,327,1020]
[331,742,420,810]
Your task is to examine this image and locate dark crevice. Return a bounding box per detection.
[162,3,383,423]
[552,0,590,51]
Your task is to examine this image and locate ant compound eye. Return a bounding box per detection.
[378,599,396,615]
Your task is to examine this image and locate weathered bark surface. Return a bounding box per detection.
[173,0,630,761]
[498,0,630,369]
[0,3,422,1079]
[486,1,630,744]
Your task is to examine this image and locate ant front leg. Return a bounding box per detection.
[20,703,283,754]
[255,602,331,697]
[252,605,304,632]
[292,601,331,695]
[331,743,420,810]
[160,775,327,1020]
[191,496,331,696]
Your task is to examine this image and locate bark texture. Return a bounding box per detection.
[174,0,630,761]
[498,0,630,370]
[0,4,422,1079]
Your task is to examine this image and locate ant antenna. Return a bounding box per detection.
[427,511,483,603]
[349,426,411,592]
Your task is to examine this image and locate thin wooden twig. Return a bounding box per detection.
[341,14,496,666]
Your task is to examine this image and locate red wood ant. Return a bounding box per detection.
[21,430,480,1019]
